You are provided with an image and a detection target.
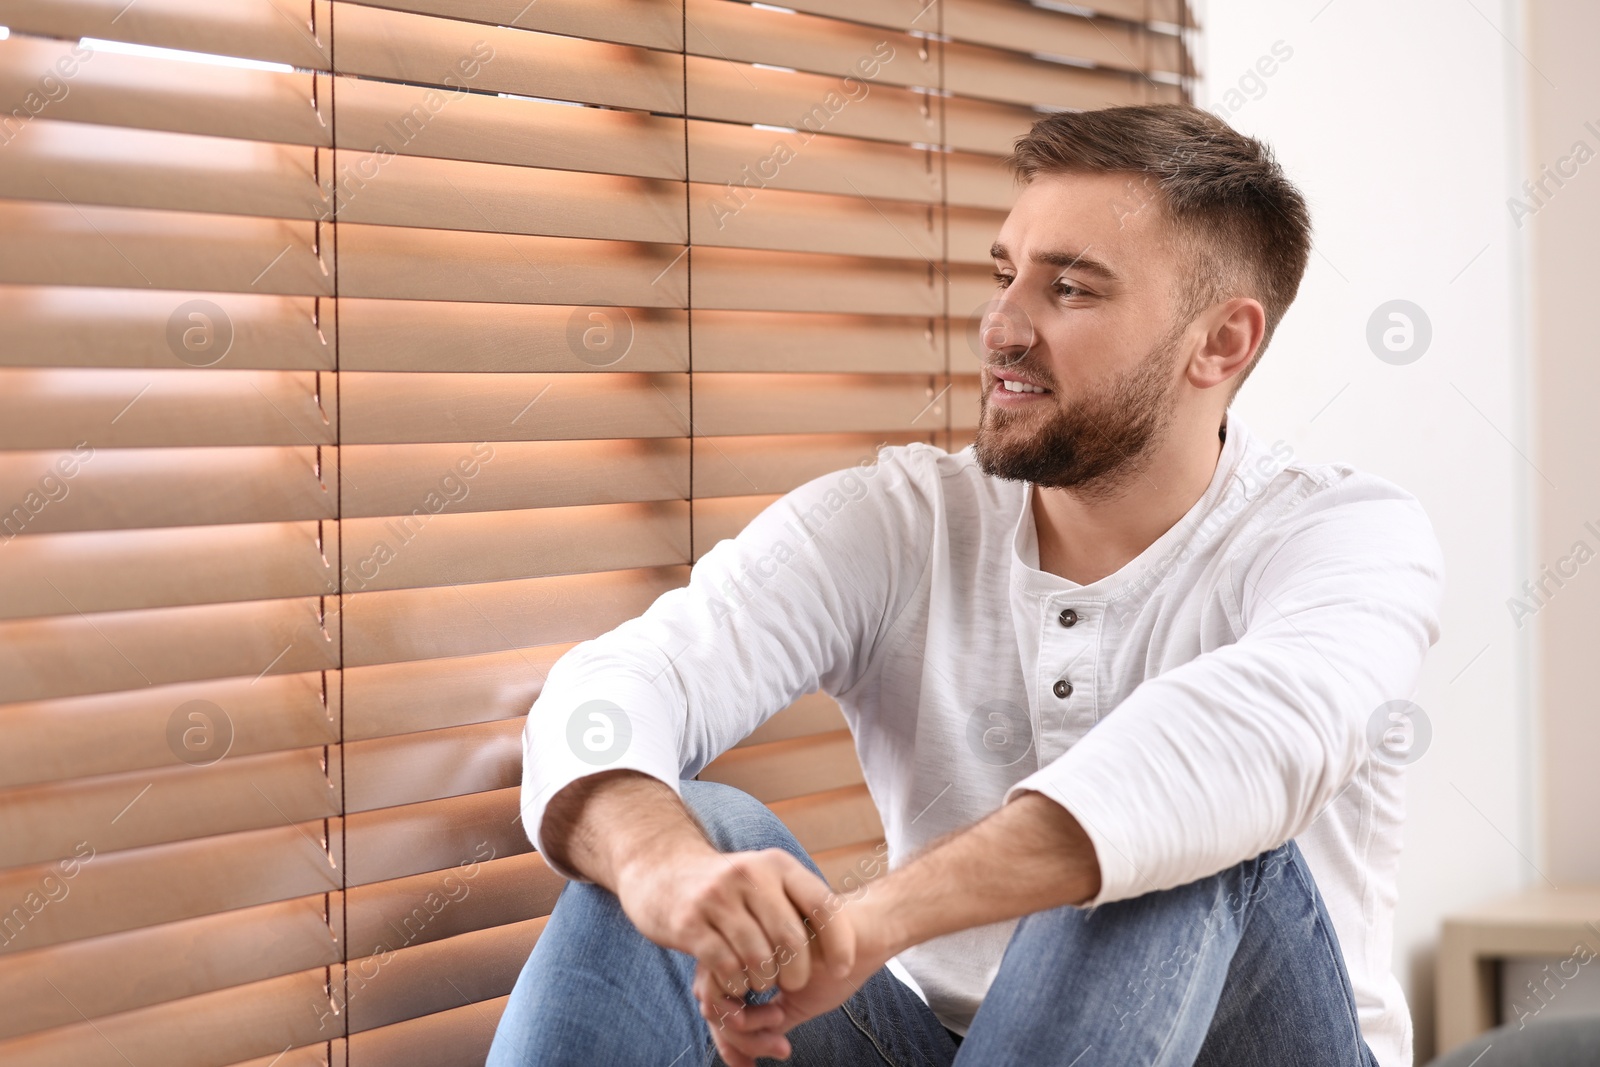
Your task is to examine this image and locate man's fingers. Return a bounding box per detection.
[694,974,791,1065]
[704,910,775,996]
[783,865,856,978]
[739,861,813,991]
[684,921,754,1001]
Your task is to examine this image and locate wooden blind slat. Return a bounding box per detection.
[339,371,690,444]
[0,596,339,704]
[339,298,688,373]
[340,916,540,1034]
[0,749,340,869]
[331,2,684,111]
[346,0,684,50]
[693,372,949,436]
[950,205,1013,264]
[0,446,337,534]
[343,993,508,1067]
[945,93,1069,156]
[1088,0,1195,28]
[0,119,327,221]
[344,853,562,959]
[767,0,939,33]
[692,492,781,555]
[340,566,687,668]
[0,521,337,621]
[684,0,934,89]
[0,894,338,1042]
[693,246,938,315]
[693,310,943,374]
[339,501,688,594]
[334,152,685,243]
[690,430,930,499]
[951,373,983,431]
[688,180,942,261]
[735,690,849,748]
[0,36,332,145]
[687,116,942,205]
[947,149,1019,211]
[685,55,939,147]
[0,368,335,450]
[0,671,338,789]
[344,644,569,742]
[948,260,997,316]
[945,0,1187,77]
[0,285,334,371]
[698,729,865,803]
[0,967,334,1067]
[768,783,884,855]
[813,837,889,891]
[946,38,1167,111]
[337,223,687,305]
[333,73,685,178]
[339,439,689,517]
[0,823,340,954]
[344,788,526,887]
[0,0,333,68]
[342,719,520,813]
[0,200,331,296]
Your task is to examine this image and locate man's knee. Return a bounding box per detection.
[679,779,816,872]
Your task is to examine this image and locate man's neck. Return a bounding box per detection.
[1031,417,1228,586]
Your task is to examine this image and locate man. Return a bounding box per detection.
[489,102,1445,1067]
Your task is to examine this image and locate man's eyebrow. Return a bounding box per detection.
[989,242,1120,284]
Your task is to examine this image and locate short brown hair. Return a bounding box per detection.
[1003,102,1312,399]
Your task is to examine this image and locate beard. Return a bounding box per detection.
[971,320,1185,496]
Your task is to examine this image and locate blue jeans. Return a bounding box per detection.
[487,780,1379,1066]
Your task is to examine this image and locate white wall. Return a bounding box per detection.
[1196,2,1534,1060]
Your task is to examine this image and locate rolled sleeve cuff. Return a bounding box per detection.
[519,663,689,884]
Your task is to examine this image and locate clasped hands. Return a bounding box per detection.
[615,845,893,1067]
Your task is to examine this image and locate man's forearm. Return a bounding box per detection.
[541,769,717,889]
[862,789,1102,956]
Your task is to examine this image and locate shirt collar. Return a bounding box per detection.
[1009,412,1254,602]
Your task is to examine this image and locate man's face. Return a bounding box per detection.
[972,170,1198,491]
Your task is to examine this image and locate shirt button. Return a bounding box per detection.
[1058,608,1079,627]
[1052,679,1073,699]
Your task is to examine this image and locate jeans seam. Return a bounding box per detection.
[840,995,911,1067]
[1145,895,1217,1067]
[1284,849,1369,1060]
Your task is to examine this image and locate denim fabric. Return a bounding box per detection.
[487,780,1380,1067]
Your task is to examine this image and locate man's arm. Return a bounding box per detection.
[518,445,935,885]
[515,445,936,1019]
[1011,483,1447,908]
[539,769,711,890]
[855,790,1102,951]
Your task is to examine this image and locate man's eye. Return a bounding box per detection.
[1055,282,1087,298]
[991,271,1013,287]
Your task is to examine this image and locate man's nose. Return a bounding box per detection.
[979,296,1035,366]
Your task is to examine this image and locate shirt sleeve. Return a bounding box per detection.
[519,443,935,882]
[1003,475,1447,906]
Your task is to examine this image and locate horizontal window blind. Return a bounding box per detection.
[0,1,1193,1062]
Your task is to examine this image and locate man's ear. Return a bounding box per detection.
[1188,297,1265,391]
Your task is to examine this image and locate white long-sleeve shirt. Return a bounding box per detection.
[518,413,1446,1067]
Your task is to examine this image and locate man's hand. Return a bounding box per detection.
[693,889,896,1067]
[615,845,857,1005]
[542,772,857,1010]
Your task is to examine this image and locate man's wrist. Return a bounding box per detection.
[848,871,917,961]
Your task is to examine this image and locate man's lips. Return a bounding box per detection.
[989,368,1053,397]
